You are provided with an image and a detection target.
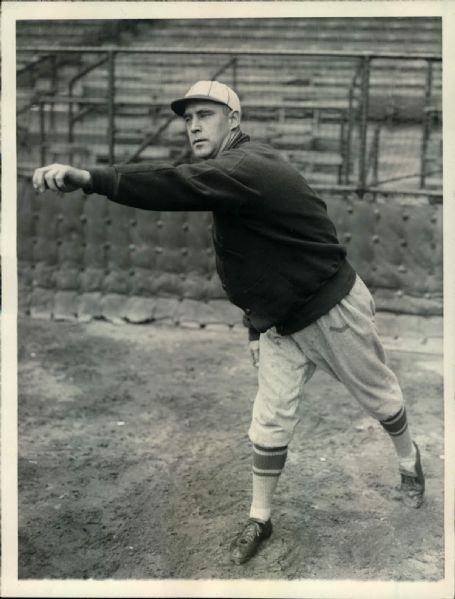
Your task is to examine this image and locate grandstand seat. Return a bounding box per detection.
[17,17,441,191]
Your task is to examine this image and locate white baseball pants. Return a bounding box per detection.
[248,275,404,447]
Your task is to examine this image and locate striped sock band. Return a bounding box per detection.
[249,444,288,523]
[253,443,288,477]
[380,406,408,437]
[380,406,416,469]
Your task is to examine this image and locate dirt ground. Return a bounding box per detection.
[17,316,444,581]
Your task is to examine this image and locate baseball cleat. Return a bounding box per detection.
[400,442,425,508]
[230,518,272,565]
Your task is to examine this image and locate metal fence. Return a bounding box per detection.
[17,46,442,199]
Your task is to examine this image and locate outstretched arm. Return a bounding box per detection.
[34,154,260,213]
[33,163,92,193]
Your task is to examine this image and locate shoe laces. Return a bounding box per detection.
[239,521,262,544]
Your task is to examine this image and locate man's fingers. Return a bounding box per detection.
[32,169,39,189]
[33,167,48,192]
[33,165,56,192]
[33,163,68,193]
[44,167,61,192]
[54,172,66,191]
[33,164,89,193]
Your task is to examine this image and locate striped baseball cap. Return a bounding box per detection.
[171,80,241,117]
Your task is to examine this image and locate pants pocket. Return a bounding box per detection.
[344,275,376,321]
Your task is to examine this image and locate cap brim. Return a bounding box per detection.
[171,95,228,116]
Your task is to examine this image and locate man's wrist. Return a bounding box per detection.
[84,166,117,198]
[81,170,93,193]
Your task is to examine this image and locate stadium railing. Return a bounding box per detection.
[17,46,442,200]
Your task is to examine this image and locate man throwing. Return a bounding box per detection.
[33,80,425,565]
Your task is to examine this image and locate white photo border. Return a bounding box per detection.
[2,2,454,598]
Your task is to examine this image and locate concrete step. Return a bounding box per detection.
[280,149,343,166]
[126,31,440,54]
[140,26,440,45]
[44,87,354,119]
[130,18,440,37]
[135,18,441,34]
[26,115,342,153]
[424,176,442,189]
[298,170,340,185]
[81,84,354,107]
[17,21,106,34]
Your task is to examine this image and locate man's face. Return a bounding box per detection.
[183,100,237,159]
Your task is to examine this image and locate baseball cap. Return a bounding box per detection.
[171,80,241,118]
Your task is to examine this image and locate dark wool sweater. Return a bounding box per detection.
[87,131,356,335]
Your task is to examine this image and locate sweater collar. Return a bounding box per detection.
[224,130,250,152]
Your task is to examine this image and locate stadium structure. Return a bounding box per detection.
[16,18,443,328]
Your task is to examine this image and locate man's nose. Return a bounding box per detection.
[190,117,201,133]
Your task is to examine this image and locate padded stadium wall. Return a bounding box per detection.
[17,177,442,325]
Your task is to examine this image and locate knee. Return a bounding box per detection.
[248,414,296,448]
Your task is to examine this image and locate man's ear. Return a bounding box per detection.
[229,110,240,130]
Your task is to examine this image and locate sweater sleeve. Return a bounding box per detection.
[87,154,260,213]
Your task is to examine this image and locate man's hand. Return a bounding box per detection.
[32,163,92,193]
[249,340,259,368]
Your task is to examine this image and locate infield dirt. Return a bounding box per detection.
[16,317,444,581]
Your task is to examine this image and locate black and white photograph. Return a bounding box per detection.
[2,1,454,597]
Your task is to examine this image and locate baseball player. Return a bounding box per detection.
[33,80,425,566]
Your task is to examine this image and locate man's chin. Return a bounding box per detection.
[192,147,214,160]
